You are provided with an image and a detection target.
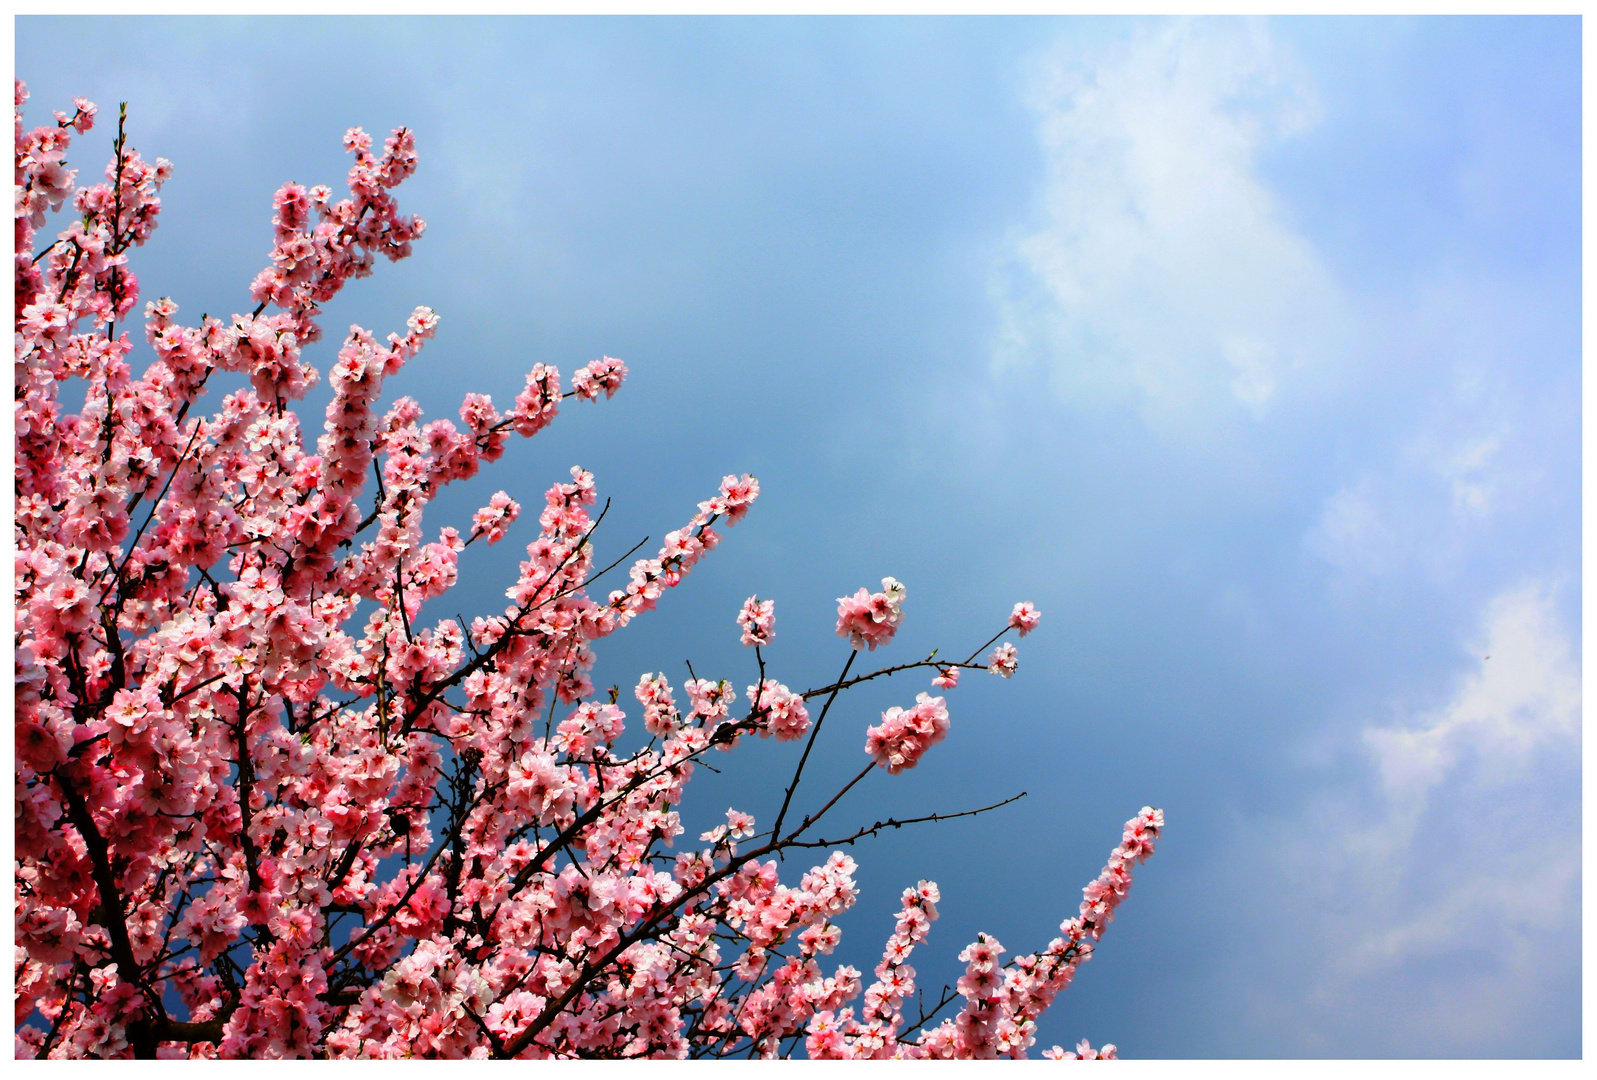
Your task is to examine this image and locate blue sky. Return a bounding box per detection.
[17,15,1581,1057]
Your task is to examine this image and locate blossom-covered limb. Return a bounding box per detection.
[14,80,1158,1061]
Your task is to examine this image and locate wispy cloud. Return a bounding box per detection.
[994,18,1348,431]
[1237,583,1581,1054]
[1306,425,1513,588]
[1363,584,1578,806]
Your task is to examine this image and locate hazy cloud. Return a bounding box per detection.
[1364,583,1578,806]
[1244,584,1581,1054]
[995,17,1349,429]
[1306,422,1517,590]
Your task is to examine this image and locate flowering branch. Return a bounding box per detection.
[13,81,1162,1061]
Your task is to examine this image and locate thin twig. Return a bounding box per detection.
[770,650,856,840]
[781,792,1026,849]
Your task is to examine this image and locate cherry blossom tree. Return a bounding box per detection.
[13,82,1163,1060]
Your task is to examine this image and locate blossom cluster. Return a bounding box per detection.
[746,679,811,742]
[1008,601,1041,636]
[13,83,1161,1061]
[1043,1040,1119,1059]
[737,595,774,647]
[803,807,1162,1059]
[905,807,1166,1058]
[806,879,938,1059]
[987,642,1019,678]
[570,356,627,401]
[834,576,906,651]
[863,693,950,775]
[469,490,520,545]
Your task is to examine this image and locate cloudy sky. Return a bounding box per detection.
[17,15,1581,1057]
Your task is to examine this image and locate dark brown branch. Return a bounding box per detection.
[110,415,205,592]
[770,650,856,840]
[496,753,888,1058]
[780,792,1027,849]
[898,985,960,1042]
[399,499,616,728]
[53,767,160,1057]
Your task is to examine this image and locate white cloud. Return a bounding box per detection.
[1364,584,1579,808]
[1231,584,1581,1054]
[994,17,1348,428]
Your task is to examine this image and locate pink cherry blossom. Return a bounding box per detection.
[634,671,678,737]
[864,693,950,774]
[836,576,906,651]
[747,679,811,741]
[12,82,1162,1062]
[987,642,1018,678]
[737,595,775,647]
[570,355,627,400]
[1008,601,1041,636]
[469,490,520,545]
[1043,1040,1117,1059]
